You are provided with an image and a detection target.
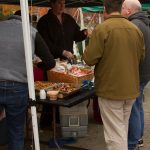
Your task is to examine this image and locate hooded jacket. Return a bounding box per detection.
[129,11,150,82]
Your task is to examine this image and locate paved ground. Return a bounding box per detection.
[0,83,150,150]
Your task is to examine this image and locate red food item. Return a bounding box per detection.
[69,66,88,76]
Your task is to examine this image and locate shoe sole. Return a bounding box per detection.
[138,144,144,147]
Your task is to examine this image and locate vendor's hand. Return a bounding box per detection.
[84,29,88,36]
[84,29,92,37]
[62,50,74,59]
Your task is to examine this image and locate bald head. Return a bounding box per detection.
[121,0,142,17]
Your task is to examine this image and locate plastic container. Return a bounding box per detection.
[47,90,59,100]
[39,89,46,99]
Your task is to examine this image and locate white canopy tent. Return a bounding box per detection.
[20,0,40,150]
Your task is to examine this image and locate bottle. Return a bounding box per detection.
[40,89,46,99]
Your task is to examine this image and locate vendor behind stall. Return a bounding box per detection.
[37,0,89,128]
[37,0,88,60]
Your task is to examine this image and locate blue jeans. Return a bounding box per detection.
[0,81,28,150]
[128,82,147,150]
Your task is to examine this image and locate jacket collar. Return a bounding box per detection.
[105,15,127,20]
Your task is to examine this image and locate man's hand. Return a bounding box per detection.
[62,50,74,59]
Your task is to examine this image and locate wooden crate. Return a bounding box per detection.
[47,70,93,84]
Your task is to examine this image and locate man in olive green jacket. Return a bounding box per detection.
[83,0,145,150]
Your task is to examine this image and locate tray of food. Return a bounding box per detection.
[51,83,81,99]
[34,81,57,91]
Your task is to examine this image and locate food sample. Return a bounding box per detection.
[34,81,56,90]
[53,83,78,93]
[68,66,93,77]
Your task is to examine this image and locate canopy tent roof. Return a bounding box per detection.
[0,0,150,8]
[0,0,102,7]
[82,3,150,13]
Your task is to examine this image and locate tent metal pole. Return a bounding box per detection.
[79,8,86,52]
[20,0,40,150]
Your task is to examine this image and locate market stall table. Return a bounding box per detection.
[37,87,95,107]
[36,87,95,150]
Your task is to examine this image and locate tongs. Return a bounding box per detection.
[68,56,77,65]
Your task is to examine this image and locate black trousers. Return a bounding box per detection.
[40,104,60,128]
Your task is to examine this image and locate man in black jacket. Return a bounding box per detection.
[37,0,88,60]
[122,0,150,149]
[37,0,88,128]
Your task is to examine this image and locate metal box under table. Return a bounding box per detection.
[60,101,88,138]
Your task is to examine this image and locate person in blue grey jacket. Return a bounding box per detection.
[0,13,55,150]
[122,0,150,149]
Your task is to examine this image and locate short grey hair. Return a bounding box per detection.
[124,0,142,13]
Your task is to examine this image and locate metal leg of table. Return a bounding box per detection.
[52,105,61,150]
